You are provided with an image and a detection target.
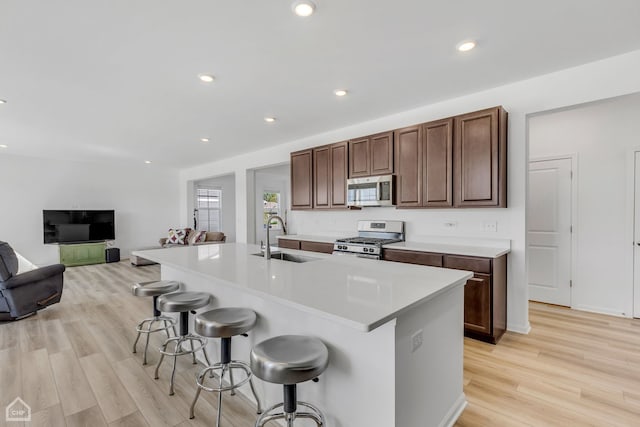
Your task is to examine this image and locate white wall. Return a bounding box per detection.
[193,174,237,242]
[529,93,640,317]
[0,154,180,265]
[179,49,640,333]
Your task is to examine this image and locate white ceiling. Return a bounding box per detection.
[1,0,640,169]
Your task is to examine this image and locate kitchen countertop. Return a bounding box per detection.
[277,234,511,258]
[384,241,510,258]
[132,243,472,332]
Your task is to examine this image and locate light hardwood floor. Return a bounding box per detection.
[1,261,639,426]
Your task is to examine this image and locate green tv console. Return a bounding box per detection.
[59,242,106,267]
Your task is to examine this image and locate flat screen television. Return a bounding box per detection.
[43,210,115,244]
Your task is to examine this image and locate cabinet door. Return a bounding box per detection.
[463,274,492,335]
[423,118,453,207]
[313,145,331,209]
[291,149,313,210]
[370,131,394,176]
[453,106,506,207]
[394,126,422,207]
[278,239,301,250]
[349,137,370,178]
[330,141,348,207]
[300,241,334,254]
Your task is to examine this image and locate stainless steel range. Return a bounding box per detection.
[333,220,405,259]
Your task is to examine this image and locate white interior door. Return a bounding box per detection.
[528,158,573,306]
[633,152,640,317]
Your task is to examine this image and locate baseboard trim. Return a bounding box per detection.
[572,304,630,318]
[439,393,468,427]
[507,322,531,334]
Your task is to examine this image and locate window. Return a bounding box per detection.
[196,187,222,231]
[263,191,281,229]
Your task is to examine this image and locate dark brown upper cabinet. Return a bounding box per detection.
[423,118,453,207]
[349,131,394,178]
[453,106,507,208]
[291,149,313,210]
[313,142,348,209]
[395,118,453,208]
[394,125,423,207]
[330,141,348,207]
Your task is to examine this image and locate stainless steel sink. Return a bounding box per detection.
[252,252,320,263]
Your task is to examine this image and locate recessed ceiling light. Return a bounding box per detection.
[0,144,7,149]
[200,138,210,143]
[457,40,476,52]
[334,89,348,97]
[198,74,215,83]
[144,160,152,164]
[0,100,6,104]
[264,117,276,123]
[292,0,316,17]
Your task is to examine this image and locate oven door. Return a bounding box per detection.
[347,175,394,207]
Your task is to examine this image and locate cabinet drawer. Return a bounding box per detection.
[443,255,491,274]
[382,249,443,267]
[277,239,301,250]
[300,241,334,254]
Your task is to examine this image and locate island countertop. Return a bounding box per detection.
[132,243,472,332]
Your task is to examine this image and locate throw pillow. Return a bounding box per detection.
[189,230,207,245]
[167,228,191,245]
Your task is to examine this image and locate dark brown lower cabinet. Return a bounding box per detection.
[383,248,507,344]
[277,239,301,250]
[443,254,507,344]
[277,239,334,254]
[299,241,334,254]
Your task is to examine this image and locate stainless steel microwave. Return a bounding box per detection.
[347,174,395,207]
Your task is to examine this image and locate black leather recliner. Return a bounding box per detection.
[0,241,65,320]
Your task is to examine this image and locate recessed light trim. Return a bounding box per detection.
[334,89,348,97]
[457,40,476,52]
[198,74,215,83]
[264,117,276,123]
[0,99,6,104]
[200,138,210,143]
[0,144,7,149]
[292,0,316,17]
[144,160,152,164]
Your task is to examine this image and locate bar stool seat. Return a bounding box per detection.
[131,280,181,365]
[250,335,329,427]
[154,291,213,395]
[190,307,262,427]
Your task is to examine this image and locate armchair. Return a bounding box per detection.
[0,241,65,320]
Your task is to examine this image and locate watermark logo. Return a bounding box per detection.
[5,397,31,422]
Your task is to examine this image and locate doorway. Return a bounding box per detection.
[633,152,640,317]
[527,156,575,306]
[252,164,289,245]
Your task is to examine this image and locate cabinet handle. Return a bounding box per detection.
[467,277,485,283]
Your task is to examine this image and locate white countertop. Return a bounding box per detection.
[383,241,510,258]
[277,234,338,244]
[132,243,472,332]
[277,234,510,258]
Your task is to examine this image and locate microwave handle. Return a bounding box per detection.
[377,182,382,201]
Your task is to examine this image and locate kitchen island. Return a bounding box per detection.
[132,243,472,427]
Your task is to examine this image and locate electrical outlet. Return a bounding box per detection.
[443,221,457,229]
[411,329,423,353]
[483,221,498,232]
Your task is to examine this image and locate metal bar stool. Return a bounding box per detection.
[189,307,263,427]
[154,291,213,395]
[131,280,180,365]
[250,335,329,427]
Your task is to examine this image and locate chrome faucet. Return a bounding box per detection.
[264,215,287,260]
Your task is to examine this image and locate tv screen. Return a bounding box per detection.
[43,210,115,244]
